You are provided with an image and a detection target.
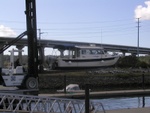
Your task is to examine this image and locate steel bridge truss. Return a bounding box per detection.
[0,93,105,113]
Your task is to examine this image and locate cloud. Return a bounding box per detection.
[0,25,16,37]
[134,0,150,20]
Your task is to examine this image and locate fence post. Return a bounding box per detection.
[64,75,66,93]
[142,74,145,89]
[85,84,89,113]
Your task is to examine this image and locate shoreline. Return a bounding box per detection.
[38,68,150,93]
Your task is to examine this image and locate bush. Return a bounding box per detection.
[117,56,139,68]
[136,61,149,68]
[117,56,149,68]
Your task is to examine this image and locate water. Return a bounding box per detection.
[92,96,150,110]
[23,96,150,112]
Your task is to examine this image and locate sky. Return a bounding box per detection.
[0,0,150,55]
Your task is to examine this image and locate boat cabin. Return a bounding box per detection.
[53,44,106,59]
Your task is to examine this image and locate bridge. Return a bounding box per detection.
[0,37,150,56]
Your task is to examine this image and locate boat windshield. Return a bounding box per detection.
[81,49,104,55]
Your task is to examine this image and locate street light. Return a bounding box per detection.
[137,18,140,57]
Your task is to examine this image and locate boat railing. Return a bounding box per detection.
[0,93,106,113]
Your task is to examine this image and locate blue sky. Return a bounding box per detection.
[0,0,150,55]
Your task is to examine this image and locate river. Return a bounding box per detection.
[92,96,150,110]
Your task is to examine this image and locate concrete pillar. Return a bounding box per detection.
[38,46,45,72]
[0,44,4,68]
[58,49,64,57]
[0,44,4,83]
[0,51,3,68]
[131,53,137,56]
[122,51,126,57]
[16,45,24,64]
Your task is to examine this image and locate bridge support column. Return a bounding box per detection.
[121,51,126,57]
[59,49,64,57]
[0,53,3,69]
[38,46,45,72]
[0,44,4,84]
[131,53,137,56]
[0,44,4,68]
[16,45,24,65]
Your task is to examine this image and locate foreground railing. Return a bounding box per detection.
[0,93,105,113]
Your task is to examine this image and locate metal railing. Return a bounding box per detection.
[0,93,105,113]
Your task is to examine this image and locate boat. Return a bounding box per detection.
[57,84,85,93]
[49,44,119,69]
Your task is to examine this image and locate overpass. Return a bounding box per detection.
[0,37,150,55]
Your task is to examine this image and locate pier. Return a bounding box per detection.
[98,107,150,113]
[0,85,38,95]
[39,89,150,99]
[1,86,150,113]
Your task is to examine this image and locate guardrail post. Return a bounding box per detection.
[64,75,66,93]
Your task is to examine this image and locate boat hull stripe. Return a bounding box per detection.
[62,57,116,62]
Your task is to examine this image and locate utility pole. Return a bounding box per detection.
[38,29,44,46]
[137,18,140,57]
[38,29,44,72]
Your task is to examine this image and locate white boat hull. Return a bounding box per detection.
[57,57,119,68]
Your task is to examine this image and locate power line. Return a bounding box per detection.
[0,18,134,25]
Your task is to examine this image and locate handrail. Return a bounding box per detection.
[0,93,106,113]
[0,31,27,54]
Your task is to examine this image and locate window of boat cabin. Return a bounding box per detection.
[97,49,105,54]
[63,48,78,58]
[72,49,76,58]
[81,49,104,55]
[81,49,91,55]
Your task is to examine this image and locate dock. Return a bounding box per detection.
[0,86,150,113]
[39,89,150,98]
[98,107,150,113]
[0,85,39,95]
[0,108,150,113]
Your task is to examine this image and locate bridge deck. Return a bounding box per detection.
[0,37,150,54]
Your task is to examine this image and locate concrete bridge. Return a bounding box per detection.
[0,37,150,56]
